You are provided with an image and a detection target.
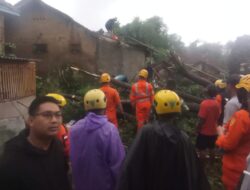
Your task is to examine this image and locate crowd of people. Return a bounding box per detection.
[0,69,250,190]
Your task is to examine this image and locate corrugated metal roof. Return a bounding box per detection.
[0,1,19,16]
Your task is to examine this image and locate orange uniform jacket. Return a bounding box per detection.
[100,85,121,127]
[57,124,70,158]
[130,79,154,129]
[216,109,250,190]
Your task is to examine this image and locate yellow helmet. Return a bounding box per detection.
[214,79,227,89]
[84,89,107,111]
[100,73,111,83]
[235,74,250,92]
[46,93,67,107]
[154,90,181,114]
[138,69,148,79]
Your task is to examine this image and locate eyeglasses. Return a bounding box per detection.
[35,111,62,120]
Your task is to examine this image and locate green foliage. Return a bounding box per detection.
[178,113,198,142]
[3,42,16,57]
[62,97,84,123]
[179,82,205,98]
[118,119,137,149]
[36,65,99,122]
[4,42,16,49]
[58,66,83,93]
[116,16,184,61]
[36,76,60,96]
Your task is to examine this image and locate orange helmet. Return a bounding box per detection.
[138,69,148,79]
[100,73,111,83]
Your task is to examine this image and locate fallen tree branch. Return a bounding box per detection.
[70,66,201,112]
[71,66,100,79]
[168,52,212,87]
[70,66,131,89]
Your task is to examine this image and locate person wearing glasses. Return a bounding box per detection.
[0,96,70,190]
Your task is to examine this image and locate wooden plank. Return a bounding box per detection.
[10,64,14,99]
[0,65,3,101]
[14,64,19,99]
[3,64,8,100]
[0,62,36,102]
[13,64,17,99]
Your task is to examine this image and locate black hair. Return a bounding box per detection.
[227,74,240,86]
[28,96,60,116]
[207,84,217,98]
[237,88,248,110]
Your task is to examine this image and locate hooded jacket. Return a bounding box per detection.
[116,120,210,190]
[70,112,125,190]
[0,129,70,190]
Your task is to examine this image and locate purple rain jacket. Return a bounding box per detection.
[70,112,125,190]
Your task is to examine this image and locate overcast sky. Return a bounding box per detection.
[7,0,250,45]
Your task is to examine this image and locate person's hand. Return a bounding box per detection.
[217,126,224,136]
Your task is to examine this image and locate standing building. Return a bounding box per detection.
[0,0,36,154]
[5,0,146,79]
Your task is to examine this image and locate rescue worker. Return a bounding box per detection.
[216,74,250,190]
[100,73,124,127]
[46,93,69,157]
[214,79,227,126]
[105,17,117,33]
[117,90,210,190]
[130,69,154,130]
[70,89,125,190]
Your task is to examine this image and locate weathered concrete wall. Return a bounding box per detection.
[97,38,146,80]
[4,0,146,79]
[120,45,146,80]
[5,0,97,74]
[0,96,35,154]
[0,14,4,55]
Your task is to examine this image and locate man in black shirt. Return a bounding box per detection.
[0,96,70,190]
